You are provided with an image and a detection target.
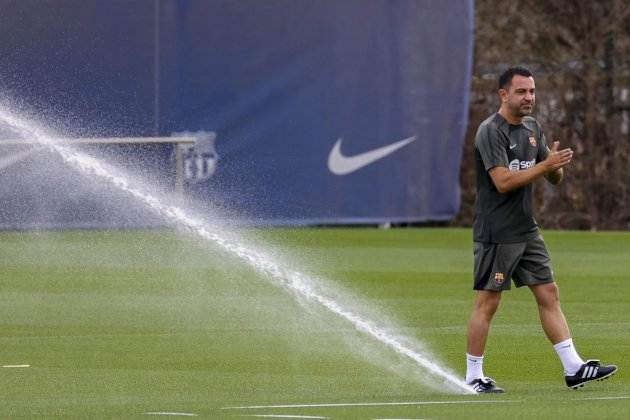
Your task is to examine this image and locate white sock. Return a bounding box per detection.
[553,338,584,375]
[466,353,485,383]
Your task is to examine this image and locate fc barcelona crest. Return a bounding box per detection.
[494,272,505,284]
[172,130,219,183]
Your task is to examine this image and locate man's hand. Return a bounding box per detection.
[543,141,572,185]
[543,141,573,172]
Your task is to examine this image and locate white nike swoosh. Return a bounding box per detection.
[509,143,517,149]
[328,136,416,175]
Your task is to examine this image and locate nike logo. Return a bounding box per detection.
[328,136,416,175]
[509,143,517,149]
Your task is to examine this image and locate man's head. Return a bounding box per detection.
[498,66,535,121]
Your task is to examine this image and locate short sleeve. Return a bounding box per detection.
[475,124,508,171]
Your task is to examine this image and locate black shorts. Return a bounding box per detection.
[473,235,554,291]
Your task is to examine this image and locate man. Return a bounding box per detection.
[466,66,617,393]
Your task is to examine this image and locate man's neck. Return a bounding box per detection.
[498,108,522,125]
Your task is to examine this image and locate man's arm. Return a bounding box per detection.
[489,141,572,193]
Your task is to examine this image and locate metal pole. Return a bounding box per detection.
[175,143,184,196]
[154,0,161,136]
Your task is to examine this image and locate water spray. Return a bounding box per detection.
[0,107,474,394]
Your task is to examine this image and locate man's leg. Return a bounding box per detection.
[467,290,502,356]
[467,241,512,393]
[518,237,582,374]
[529,282,570,344]
[466,290,502,389]
[529,282,617,387]
[530,282,583,374]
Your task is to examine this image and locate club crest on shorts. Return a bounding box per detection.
[494,272,505,284]
[529,136,537,147]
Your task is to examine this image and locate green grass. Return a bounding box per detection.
[0,228,628,418]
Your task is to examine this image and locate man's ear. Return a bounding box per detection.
[498,88,508,103]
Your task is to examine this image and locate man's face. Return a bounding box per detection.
[500,75,535,117]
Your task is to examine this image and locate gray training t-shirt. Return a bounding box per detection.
[473,113,549,243]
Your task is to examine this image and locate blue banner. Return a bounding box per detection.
[0,0,474,228]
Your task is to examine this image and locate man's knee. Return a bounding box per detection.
[532,282,560,308]
[474,290,502,318]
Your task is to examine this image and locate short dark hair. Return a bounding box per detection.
[498,66,533,90]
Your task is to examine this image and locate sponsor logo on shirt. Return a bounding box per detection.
[509,159,536,171]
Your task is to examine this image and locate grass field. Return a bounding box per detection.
[0,227,628,419]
